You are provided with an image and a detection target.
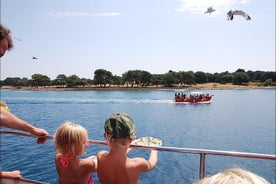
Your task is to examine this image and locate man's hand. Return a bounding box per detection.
[32,128,49,144]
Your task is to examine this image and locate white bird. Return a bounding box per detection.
[226,10,251,20]
[204,6,215,14]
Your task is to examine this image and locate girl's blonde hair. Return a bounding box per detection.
[195,168,270,184]
[54,122,88,156]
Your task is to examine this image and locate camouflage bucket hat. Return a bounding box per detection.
[104,113,136,139]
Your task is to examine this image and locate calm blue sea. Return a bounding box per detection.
[0,89,275,184]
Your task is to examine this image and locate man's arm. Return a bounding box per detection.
[0,109,48,136]
[0,170,22,179]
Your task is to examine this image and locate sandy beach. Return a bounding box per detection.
[1,82,275,91]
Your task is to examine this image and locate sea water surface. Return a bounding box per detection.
[0,89,275,184]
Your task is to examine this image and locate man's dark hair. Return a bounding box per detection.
[0,24,14,50]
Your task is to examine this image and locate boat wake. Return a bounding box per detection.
[6,98,174,105]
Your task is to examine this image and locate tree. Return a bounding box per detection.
[54,74,68,87]
[66,75,80,88]
[206,73,215,82]
[263,79,273,86]
[232,72,249,85]
[246,70,256,82]
[40,75,51,86]
[138,70,152,87]
[176,71,185,86]
[31,74,50,87]
[77,78,88,87]
[121,70,152,87]
[93,69,113,87]
[122,70,137,87]
[3,77,22,87]
[222,74,233,83]
[195,71,208,84]
[1,68,274,88]
[111,75,122,85]
[163,72,176,87]
[263,72,276,82]
[179,71,196,86]
[151,74,164,87]
[19,77,30,86]
[235,68,246,73]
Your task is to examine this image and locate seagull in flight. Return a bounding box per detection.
[204,6,215,14]
[226,10,251,20]
[13,36,22,41]
[32,56,38,60]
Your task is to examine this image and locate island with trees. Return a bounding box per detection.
[1,68,275,90]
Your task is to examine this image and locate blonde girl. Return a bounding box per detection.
[194,167,270,184]
[54,122,97,184]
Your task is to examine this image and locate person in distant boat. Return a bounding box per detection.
[194,167,270,184]
[97,113,158,184]
[0,24,48,179]
[54,122,97,184]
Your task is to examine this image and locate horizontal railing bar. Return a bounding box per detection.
[128,144,276,160]
[1,178,49,184]
[1,130,275,161]
[0,130,54,139]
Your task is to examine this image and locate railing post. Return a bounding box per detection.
[199,153,206,179]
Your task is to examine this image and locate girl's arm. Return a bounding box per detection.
[87,155,97,172]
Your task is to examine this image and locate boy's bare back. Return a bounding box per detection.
[97,150,152,184]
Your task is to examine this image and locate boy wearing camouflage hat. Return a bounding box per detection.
[97,113,158,184]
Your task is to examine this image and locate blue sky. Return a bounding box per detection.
[1,0,275,80]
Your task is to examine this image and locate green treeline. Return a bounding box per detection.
[1,68,275,88]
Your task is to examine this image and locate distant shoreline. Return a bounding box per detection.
[1,83,275,91]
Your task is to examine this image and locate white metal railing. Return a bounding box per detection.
[1,130,275,180]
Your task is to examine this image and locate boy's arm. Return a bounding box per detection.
[147,150,158,171]
[138,150,158,172]
[127,148,133,154]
